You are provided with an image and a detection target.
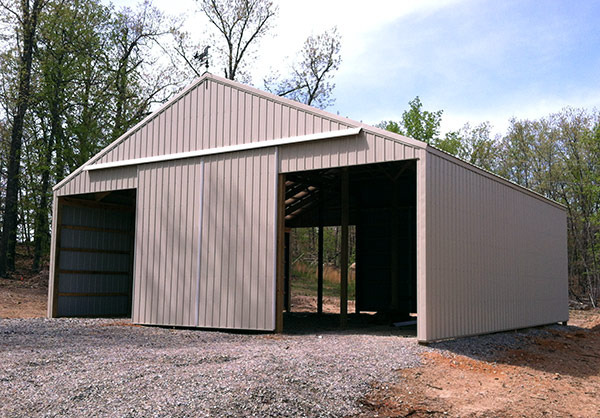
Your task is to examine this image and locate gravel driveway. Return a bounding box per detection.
[0,318,427,417]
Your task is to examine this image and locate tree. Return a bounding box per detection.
[401,96,443,143]
[265,27,342,108]
[107,1,181,142]
[0,0,187,275]
[198,0,277,81]
[433,130,464,156]
[453,122,499,171]
[497,109,600,306]
[29,0,111,270]
[553,109,600,306]
[0,0,45,276]
[377,96,443,143]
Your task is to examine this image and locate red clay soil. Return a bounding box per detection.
[361,309,600,417]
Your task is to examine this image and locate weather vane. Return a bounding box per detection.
[194,46,210,72]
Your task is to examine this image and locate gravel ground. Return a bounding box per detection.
[0,318,428,417]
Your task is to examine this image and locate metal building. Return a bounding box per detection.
[47,73,568,342]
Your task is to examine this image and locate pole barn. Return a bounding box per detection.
[47,73,568,342]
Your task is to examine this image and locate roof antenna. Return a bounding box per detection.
[194,46,210,73]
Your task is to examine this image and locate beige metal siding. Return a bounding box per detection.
[279,131,421,173]
[55,166,137,196]
[423,151,568,342]
[95,78,352,166]
[197,149,277,330]
[133,159,203,327]
[132,149,277,330]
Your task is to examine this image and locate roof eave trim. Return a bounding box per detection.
[84,127,362,172]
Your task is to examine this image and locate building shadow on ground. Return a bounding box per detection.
[427,323,600,379]
[282,312,417,337]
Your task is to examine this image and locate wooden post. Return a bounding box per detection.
[317,192,324,315]
[391,180,399,312]
[284,231,290,311]
[276,174,286,333]
[340,168,349,327]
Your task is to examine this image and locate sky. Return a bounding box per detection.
[110,0,600,135]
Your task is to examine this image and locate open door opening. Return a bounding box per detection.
[52,189,136,318]
[277,160,417,333]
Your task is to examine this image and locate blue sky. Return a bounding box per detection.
[335,0,600,133]
[111,0,600,135]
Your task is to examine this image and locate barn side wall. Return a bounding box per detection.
[422,150,568,342]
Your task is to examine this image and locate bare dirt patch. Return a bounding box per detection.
[290,294,356,314]
[361,309,600,417]
[0,245,48,319]
[0,273,47,318]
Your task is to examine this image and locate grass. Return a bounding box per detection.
[290,262,356,300]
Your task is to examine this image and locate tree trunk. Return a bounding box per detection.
[32,131,55,271]
[0,0,43,276]
[33,66,62,271]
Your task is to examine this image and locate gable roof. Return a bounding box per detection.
[54,73,425,192]
[51,72,563,211]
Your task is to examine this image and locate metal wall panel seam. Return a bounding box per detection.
[272,147,279,330]
[182,161,191,325]
[416,151,427,341]
[130,185,140,321]
[195,159,205,327]
[142,167,154,323]
[226,155,238,327]
[169,162,180,324]
[237,155,248,328]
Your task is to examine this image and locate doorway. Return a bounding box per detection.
[277,160,417,331]
[52,189,136,317]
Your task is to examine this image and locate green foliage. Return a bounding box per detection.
[378,96,443,144]
[435,130,464,155]
[290,262,356,300]
[401,96,443,143]
[0,0,188,271]
[376,120,402,134]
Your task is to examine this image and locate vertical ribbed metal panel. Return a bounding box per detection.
[57,76,356,197]
[132,150,276,330]
[423,151,568,342]
[133,159,202,327]
[279,131,421,173]
[197,148,277,330]
[94,78,351,165]
[55,166,137,196]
